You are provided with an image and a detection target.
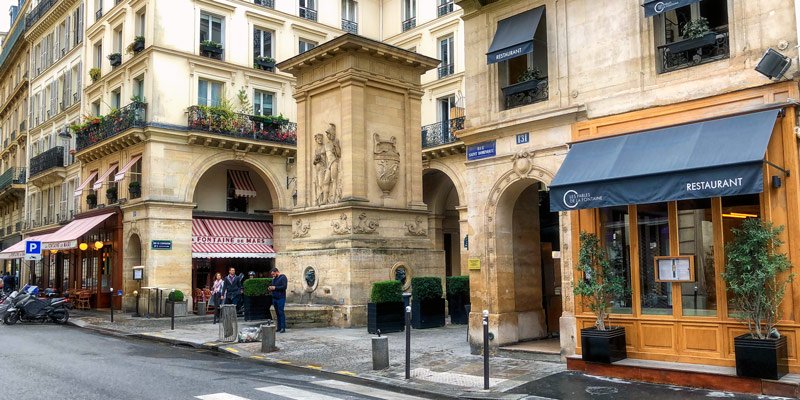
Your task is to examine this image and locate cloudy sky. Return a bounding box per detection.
[0,0,19,32]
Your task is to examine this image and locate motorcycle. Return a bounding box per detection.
[0,290,18,322]
[3,291,71,325]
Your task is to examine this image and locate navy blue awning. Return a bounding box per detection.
[486,7,544,64]
[549,109,780,212]
[643,0,701,17]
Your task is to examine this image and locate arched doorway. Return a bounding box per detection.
[423,170,463,277]
[495,179,561,343]
[124,233,143,311]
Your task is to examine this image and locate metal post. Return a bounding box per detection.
[483,309,489,390]
[110,287,114,323]
[170,289,175,330]
[405,304,411,380]
[133,290,140,317]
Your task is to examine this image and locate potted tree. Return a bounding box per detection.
[254,56,276,71]
[165,290,188,317]
[446,275,470,324]
[367,280,405,334]
[723,219,793,380]
[243,277,273,321]
[128,181,141,199]
[411,276,446,329]
[108,53,122,67]
[574,231,628,363]
[106,186,118,204]
[86,193,97,208]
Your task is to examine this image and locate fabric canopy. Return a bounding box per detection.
[643,0,701,18]
[74,171,98,197]
[0,233,52,259]
[486,6,544,64]
[549,109,779,212]
[192,218,274,258]
[114,155,142,182]
[92,163,118,190]
[42,212,115,250]
[228,170,257,198]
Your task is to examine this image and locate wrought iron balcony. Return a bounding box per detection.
[0,167,26,191]
[402,17,416,31]
[342,19,358,34]
[188,106,297,145]
[657,31,730,74]
[30,146,65,177]
[421,117,464,149]
[254,0,274,8]
[502,77,548,110]
[26,0,58,27]
[438,2,454,17]
[75,102,147,151]
[299,7,317,21]
[438,64,454,79]
[18,121,25,133]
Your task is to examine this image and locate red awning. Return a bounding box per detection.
[191,218,274,258]
[228,170,257,198]
[92,163,118,190]
[114,155,142,182]
[74,171,98,197]
[42,212,115,250]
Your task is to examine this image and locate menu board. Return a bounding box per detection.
[654,256,695,282]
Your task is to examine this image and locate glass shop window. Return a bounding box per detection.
[637,203,671,315]
[678,198,716,317]
[600,206,633,314]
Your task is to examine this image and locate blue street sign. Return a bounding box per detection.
[117,290,123,296]
[467,141,496,161]
[25,241,41,254]
[516,132,530,145]
[151,240,172,250]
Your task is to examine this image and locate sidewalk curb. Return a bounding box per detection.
[69,318,467,399]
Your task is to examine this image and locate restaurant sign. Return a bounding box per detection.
[191,236,271,245]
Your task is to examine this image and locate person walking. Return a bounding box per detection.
[211,272,224,324]
[269,267,288,333]
[222,267,244,309]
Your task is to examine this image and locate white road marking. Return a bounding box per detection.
[195,393,251,400]
[256,385,343,400]
[313,379,429,400]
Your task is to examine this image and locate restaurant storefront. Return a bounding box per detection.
[552,83,800,372]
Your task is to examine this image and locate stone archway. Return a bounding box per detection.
[423,169,464,277]
[123,232,143,311]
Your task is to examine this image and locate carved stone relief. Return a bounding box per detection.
[293,219,311,238]
[373,133,400,195]
[312,123,342,206]
[331,213,352,235]
[405,216,427,236]
[353,212,379,234]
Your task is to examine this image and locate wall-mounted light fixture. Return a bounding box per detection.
[755,48,792,80]
[94,241,104,250]
[79,243,88,251]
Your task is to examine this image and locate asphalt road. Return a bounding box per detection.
[0,324,436,400]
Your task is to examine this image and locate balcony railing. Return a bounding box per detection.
[421,117,464,149]
[254,0,274,8]
[299,7,317,21]
[502,77,548,110]
[75,102,147,151]
[188,106,297,145]
[342,19,358,34]
[0,167,26,191]
[95,8,103,21]
[30,146,65,177]
[437,2,454,17]
[26,0,57,27]
[438,63,454,79]
[19,121,25,133]
[402,17,416,31]
[658,31,730,74]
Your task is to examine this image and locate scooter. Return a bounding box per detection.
[0,290,18,322]
[3,291,71,325]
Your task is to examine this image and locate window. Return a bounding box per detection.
[678,198,716,317]
[135,8,146,36]
[111,88,121,109]
[91,100,100,116]
[197,79,223,107]
[654,0,729,73]
[722,194,760,314]
[342,0,358,33]
[253,90,274,116]
[95,0,103,21]
[437,95,455,123]
[438,36,454,78]
[133,75,144,100]
[73,4,84,46]
[226,172,248,212]
[498,9,548,110]
[113,26,123,53]
[299,0,317,21]
[299,39,317,54]
[600,206,633,314]
[402,0,416,31]
[637,203,671,315]
[94,42,102,68]
[200,12,224,45]
[253,27,273,58]
[438,0,454,17]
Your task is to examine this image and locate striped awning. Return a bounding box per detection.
[0,233,52,259]
[93,163,118,190]
[114,155,142,182]
[74,171,98,197]
[191,218,275,258]
[41,212,115,250]
[228,170,257,198]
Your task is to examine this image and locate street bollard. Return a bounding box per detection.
[405,305,411,379]
[170,289,176,330]
[372,335,389,370]
[483,309,489,390]
[219,304,238,342]
[110,287,114,323]
[261,323,277,353]
[133,290,140,317]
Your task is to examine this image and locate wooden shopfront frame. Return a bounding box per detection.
[570,82,800,372]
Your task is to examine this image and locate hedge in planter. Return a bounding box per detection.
[574,232,628,363]
[723,219,793,380]
[411,276,445,329]
[367,280,405,334]
[166,290,188,317]
[446,276,470,324]
[243,278,273,321]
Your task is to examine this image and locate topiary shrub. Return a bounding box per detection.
[446,276,469,297]
[243,278,272,297]
[168,290,184,302]
[411,277,443,301]
[370,280,403,304]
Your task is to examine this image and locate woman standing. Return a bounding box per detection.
[211,272,224,324]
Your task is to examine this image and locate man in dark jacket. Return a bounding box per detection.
[222,267,244,308]
[269,267,288,333]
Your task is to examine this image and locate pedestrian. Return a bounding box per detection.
[211,272,224,324]
[2,272,11,293]
[222,267,243,309]
[268,267,288,333]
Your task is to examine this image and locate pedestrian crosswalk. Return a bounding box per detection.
[195,380,431,400]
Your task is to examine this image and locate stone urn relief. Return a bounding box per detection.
[373,133,400,195]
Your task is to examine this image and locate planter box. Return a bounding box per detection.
[447,294,469,325]
[165,301,188,317]
[734,334,788,380]
[367,302,405,334]
[255,58,276,71]
[201,43,223,56]
[109,54,122,67]
[411,298,445,329]
[580,326,627,363]
[243,295,272,321]
[665,32,716,53]
[133,40,145,53]
[501,78,545,97]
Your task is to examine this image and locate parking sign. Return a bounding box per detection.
[24,240,42,261]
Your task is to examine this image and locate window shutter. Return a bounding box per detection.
[65,16,71,52]
[76,62,82,101]
[54,26,60,60]
[254,28,261,58]
[77,5,84,45]
[50,81,57,116]
[65,69,72,106]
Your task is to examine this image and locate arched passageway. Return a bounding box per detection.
[423,170,463,277]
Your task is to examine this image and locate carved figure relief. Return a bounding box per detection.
[293,219,311,238]
[312,133,328,206]
[331,213,351,235]
[311,124,342,206]
[405,216,427,236]
[353,212,379,234]
[373,133,400,195]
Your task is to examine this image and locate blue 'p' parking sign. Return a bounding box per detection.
[24,240,42,261]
